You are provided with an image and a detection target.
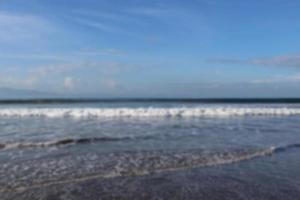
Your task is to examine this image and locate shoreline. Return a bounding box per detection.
[2,148,299,200]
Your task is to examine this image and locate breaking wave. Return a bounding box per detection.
[0,136,151,150]
[273,143,300,153]
[0,107,300,118]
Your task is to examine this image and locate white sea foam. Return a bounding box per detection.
[1,143,299,192]
[0,147,278,192]
[0,107,300,118]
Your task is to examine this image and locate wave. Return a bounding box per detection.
[1,144,299,192]
[0,107,300,118]
[0,136,151,150]
[273,143,300,153]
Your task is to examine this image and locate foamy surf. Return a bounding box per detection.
[1,144,299,192]
[0,107,300,118]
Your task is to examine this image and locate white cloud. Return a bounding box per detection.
[64,77,75,89]
[103,79,118,89]
[0,60,142,93]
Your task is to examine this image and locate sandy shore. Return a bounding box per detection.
[2,149,299,200]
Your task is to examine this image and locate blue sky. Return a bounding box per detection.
[0,0,300,97]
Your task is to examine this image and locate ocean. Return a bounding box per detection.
[0,99,299,200]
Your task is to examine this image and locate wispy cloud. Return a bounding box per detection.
[0,53,72,62]
[72,10,137,23]
[251,55,300,67]
[207,54,300,68]
[251,74,300,84]
[0,48,127,61]
[0,12,54,41]
[77,48,127,56]
[127,7,170,17]
[126,4,205,31]
[0,60,143,93]
[72,17,118,33]
[68,2,204,40]
[69,15,144,38]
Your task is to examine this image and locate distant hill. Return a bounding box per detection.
[0,87,57,99]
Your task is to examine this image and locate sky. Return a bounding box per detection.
[0,0,300,98]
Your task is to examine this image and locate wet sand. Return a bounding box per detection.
[2,148,299,200]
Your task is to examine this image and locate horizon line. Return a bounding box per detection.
[1,98,300,104]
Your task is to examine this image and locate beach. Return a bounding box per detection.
[0,100,300,199]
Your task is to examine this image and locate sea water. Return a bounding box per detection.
[0,100,299,199]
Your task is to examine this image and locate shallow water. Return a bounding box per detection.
[0,102,300,199]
